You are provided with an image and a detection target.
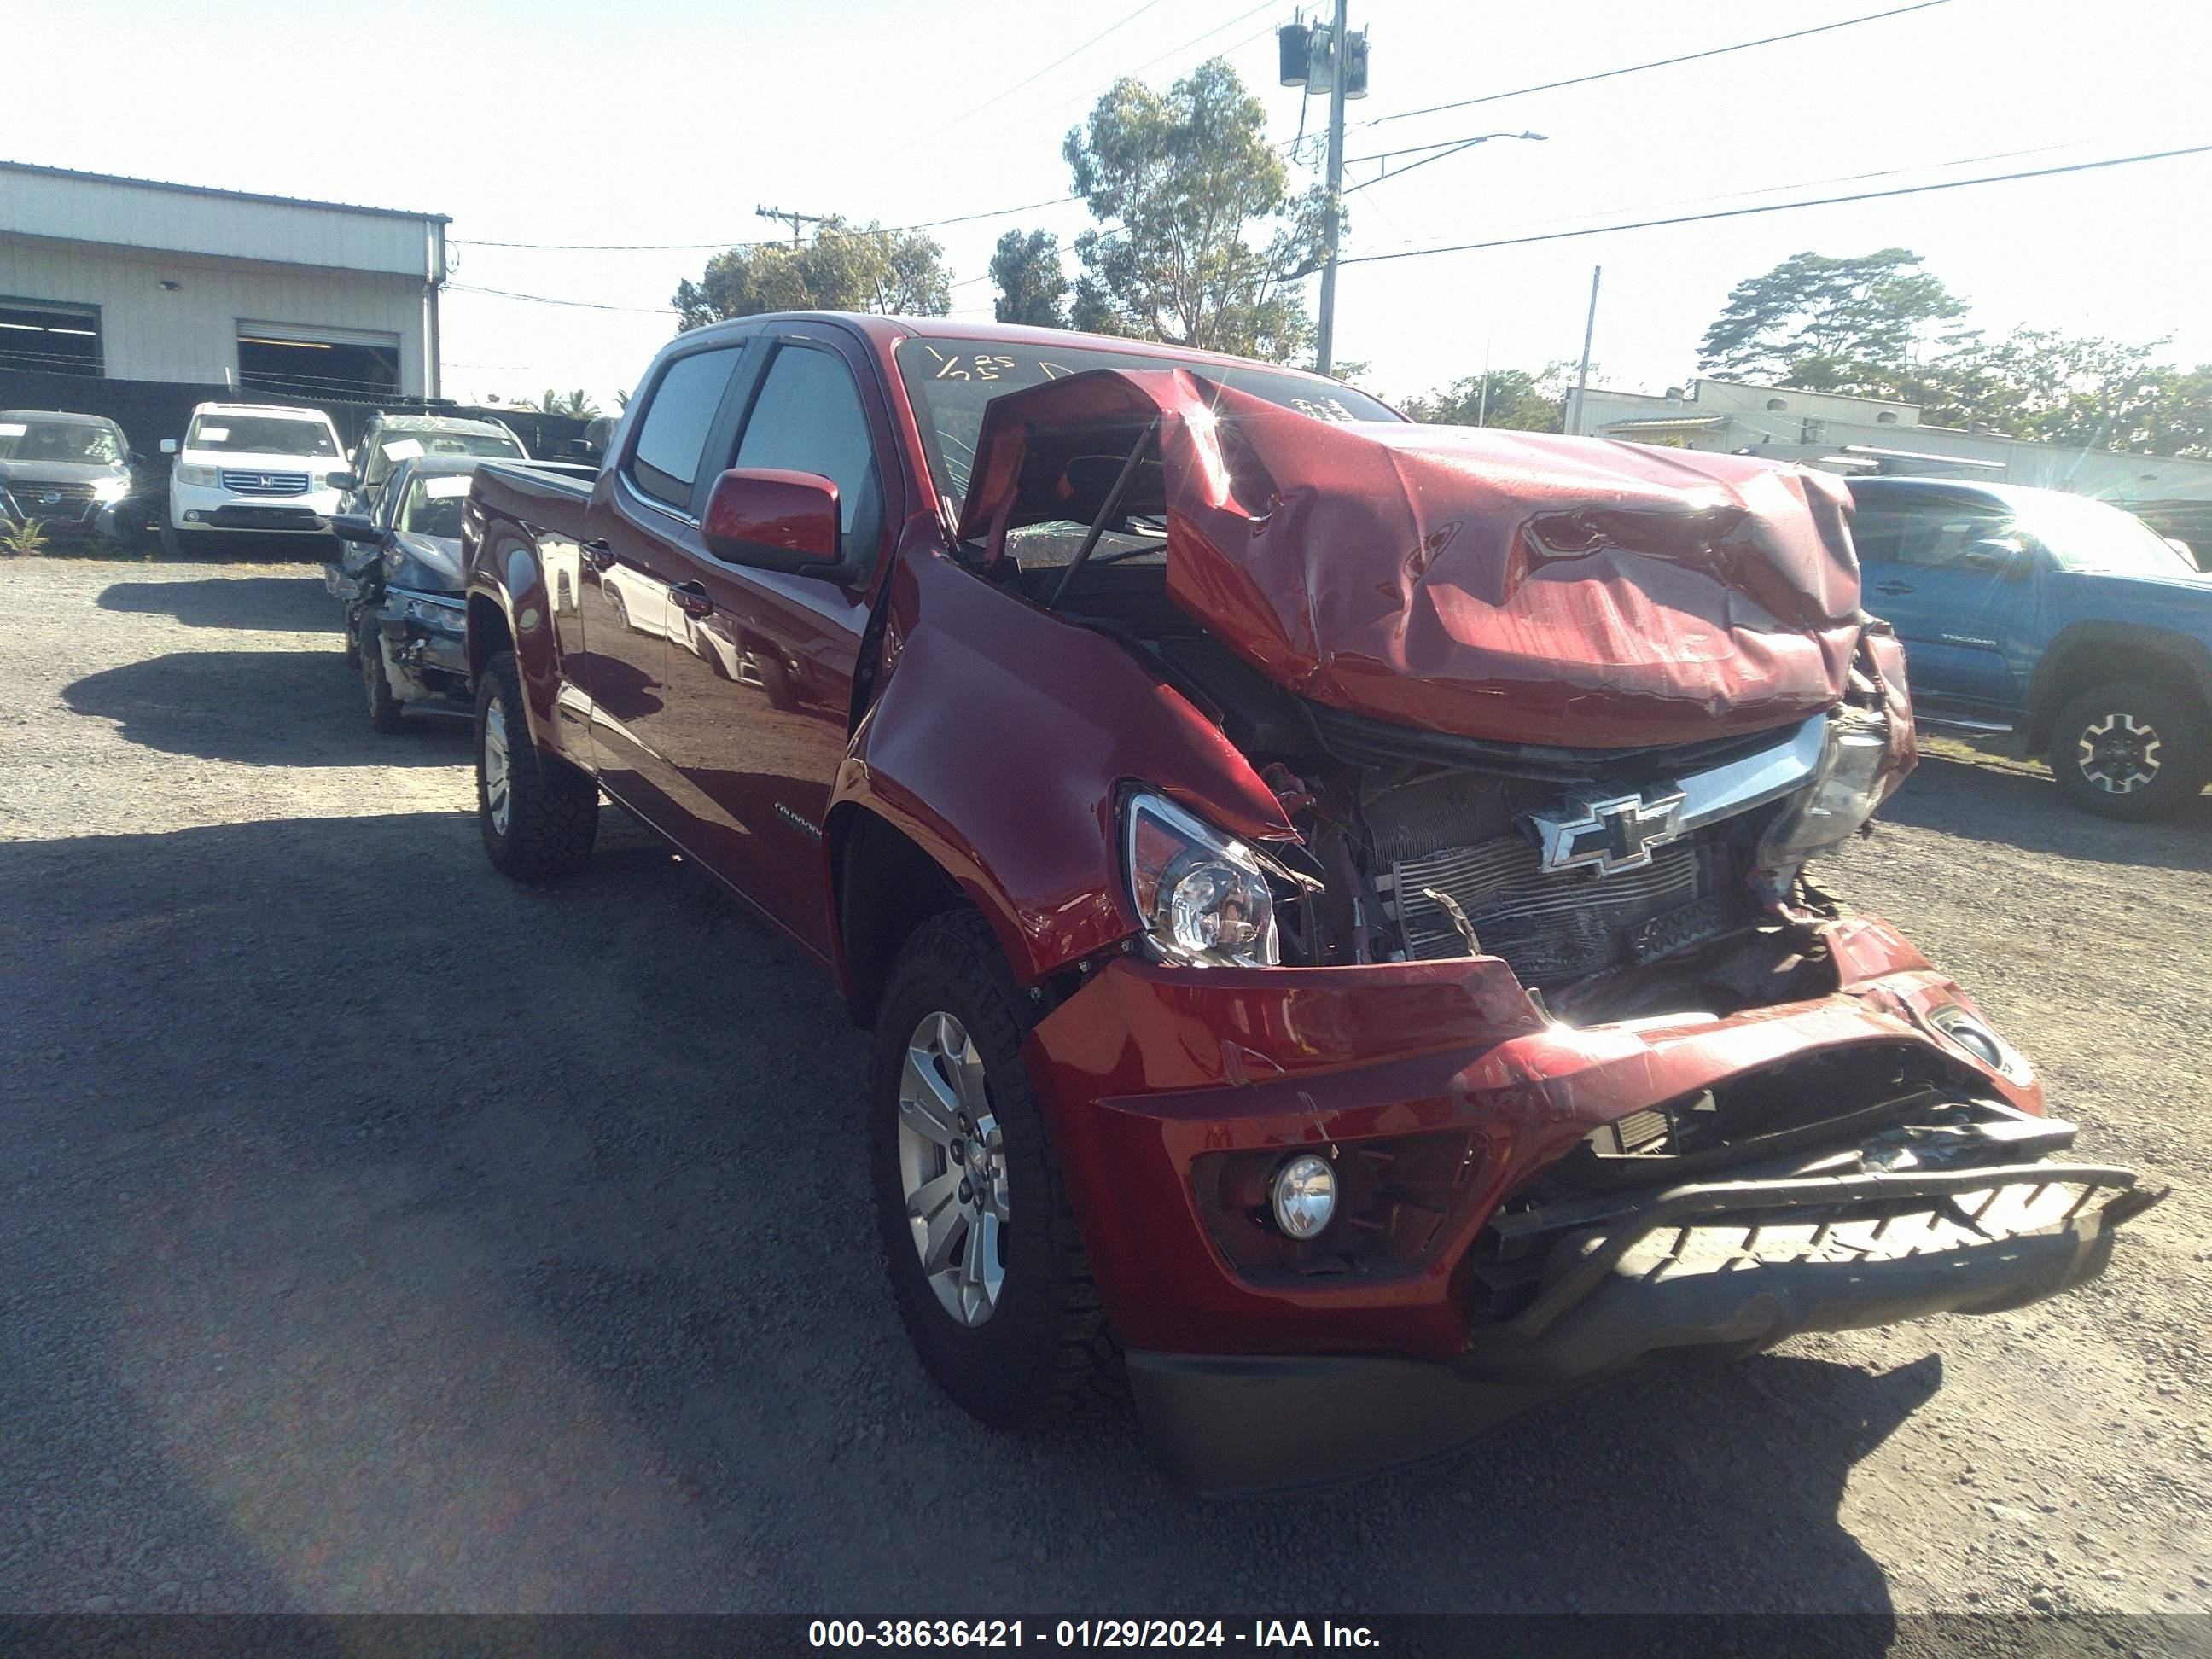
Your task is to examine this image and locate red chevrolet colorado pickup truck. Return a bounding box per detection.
[460,313,2157,1491]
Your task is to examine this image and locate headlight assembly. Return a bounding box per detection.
[92,475,131,503]
[1928,1001,2034,1082]
[173,463,219,487]
[1123,791,1279,967]
[1756,711,1890,865]
[402,597,465,635]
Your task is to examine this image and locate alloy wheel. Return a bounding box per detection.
[2076,711,2162,795]
[897,1010,1008,1327]
[483,697,512,834]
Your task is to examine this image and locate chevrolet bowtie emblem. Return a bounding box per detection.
[1528,789,1687,875]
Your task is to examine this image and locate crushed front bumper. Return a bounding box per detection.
[1128,1161,2157,1493]
[1022,915,2163,1491]
[370,605,471,707]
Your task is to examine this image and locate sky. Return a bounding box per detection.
[3,0,2209,410]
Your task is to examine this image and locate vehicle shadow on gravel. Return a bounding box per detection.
[97,576,339,634]
[0,808,1945,1615]
[63,651,469,766]
[1879,755,2212,874]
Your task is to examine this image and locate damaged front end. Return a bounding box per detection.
[953,370,2158,1490]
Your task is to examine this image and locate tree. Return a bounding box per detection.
[672,221,950,329]
[533,388,600,419]
[1401,368,1564,433]
[990,229,1069,328]
[1899,331,2168,450]
[2144,364,2212,457]
[1697,249,1968,392]
[1063,58,1325,362]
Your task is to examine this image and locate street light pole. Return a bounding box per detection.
[1570,264,1602,436]
[1313,0,1350,379]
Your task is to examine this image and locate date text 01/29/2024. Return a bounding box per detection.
[807,1621,1381,1650]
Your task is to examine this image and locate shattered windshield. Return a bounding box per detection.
[364,428,524,483]
[894,336,1397,505]
[0,419,124,464]
[397,475,469,540]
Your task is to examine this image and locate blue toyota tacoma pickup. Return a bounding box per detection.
[1850,476,2212,819]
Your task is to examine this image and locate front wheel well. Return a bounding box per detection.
[468,593,513,678]
[2028,648,2209,754]
[832,808,969,1029]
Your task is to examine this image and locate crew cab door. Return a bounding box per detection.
[575,340,751,818]
[1855,500,2039,719]
[651,328,890,961]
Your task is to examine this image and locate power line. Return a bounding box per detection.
[949,0,1173,127]
[450,194,1085,253]
[1048,0,1279,116]
[449,5,1272,255]
[447,282,676,315]
[1354,0,1957,130]
[1346,138,2086,258]
[1342,131,1547,195]
[1338,141,2212,266]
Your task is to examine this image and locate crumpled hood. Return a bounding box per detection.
[957,368,1864,748]
[390,533,463,592]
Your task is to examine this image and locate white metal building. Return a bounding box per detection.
[0,161,447,399]
[1567,376,2212,506]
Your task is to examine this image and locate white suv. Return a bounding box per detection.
[164,402,348,544]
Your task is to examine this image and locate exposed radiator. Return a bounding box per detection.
[1382,832,1710,984]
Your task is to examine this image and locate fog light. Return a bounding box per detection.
[1270,1153,1336,1239]
[1929,1003,2031,1081]
[184,510,204,522]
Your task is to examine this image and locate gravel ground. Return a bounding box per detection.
[1,556,2207,1622]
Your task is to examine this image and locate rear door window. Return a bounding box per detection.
[730,345,885,561]
[628,346,745,512]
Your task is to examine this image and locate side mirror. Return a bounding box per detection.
[329,514,382,545]
[328,470,358,492]
[1960,535,2030,574]
[701,468,855,580]
[160,438,179,456]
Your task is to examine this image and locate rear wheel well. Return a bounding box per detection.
[468,594,513,678]
[2029,646,2207,754]
[833,808,969,1028]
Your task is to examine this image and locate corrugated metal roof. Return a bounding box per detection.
[0,160,447,224]
[1603,414,1731,433]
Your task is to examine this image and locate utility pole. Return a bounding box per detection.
[1313,0,1351,379]
[1476,335,1492,428]
[755,205,830,248]
[1569,264,1602,436]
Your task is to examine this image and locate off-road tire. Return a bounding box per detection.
[474,649,598,879]
[359,619,405,734]
[2049,680,2209,821]
[870,911,1119,1428]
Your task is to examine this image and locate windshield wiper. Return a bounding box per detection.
[1047,417,1162,612]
